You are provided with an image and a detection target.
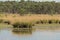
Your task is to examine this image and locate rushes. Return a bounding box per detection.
[12,22,34,28]
[0,14,60,28]
[35,20,60,24]
[3,20,11,25]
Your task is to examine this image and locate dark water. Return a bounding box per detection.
[0,28,60,40]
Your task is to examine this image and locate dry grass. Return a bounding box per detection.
[0,14,60,24]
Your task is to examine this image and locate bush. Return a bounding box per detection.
[12,22,34,28]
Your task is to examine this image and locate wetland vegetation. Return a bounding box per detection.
[0,0,60,40]
[0,0,60,29]
[0,14,60,29]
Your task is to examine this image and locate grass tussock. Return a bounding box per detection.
[12,22,34,28]
[3,20,11,25]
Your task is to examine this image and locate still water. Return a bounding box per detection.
[0,28,60,40]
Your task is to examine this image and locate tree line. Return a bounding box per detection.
[0,0,60,15]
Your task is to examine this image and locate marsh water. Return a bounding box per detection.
[0,26,60,40]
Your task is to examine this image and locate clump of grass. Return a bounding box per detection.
[35,20,45,24]
[55,20,59,24]
[35,20,60,24]
[3,20,11,25]
[0,14,60,25]
[42,20,48,24]
[35,20,40,24]
[48,20,60,24]
[12,22,34,28]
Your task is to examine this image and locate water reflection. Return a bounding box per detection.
[12,28,32,35]
[1,27,60,40]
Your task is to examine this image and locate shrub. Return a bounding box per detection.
[12,22,34,28]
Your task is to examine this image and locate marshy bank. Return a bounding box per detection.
[0,14,60,29]
[0,23,12,29]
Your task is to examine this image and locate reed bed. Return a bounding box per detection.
[0,14,60,27]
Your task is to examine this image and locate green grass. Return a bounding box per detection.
[35,20,60,24]
[34,24,60,30]
[0,23,60,30]
[0,23,12,29]
[35,24,60,27]
[12,22,34,28]
[0,14,60,29]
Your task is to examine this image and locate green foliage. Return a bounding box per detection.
[0,1,59,14]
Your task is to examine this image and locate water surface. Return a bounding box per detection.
[0,27,60,40]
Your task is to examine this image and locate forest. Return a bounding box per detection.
[0,0,60,15]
